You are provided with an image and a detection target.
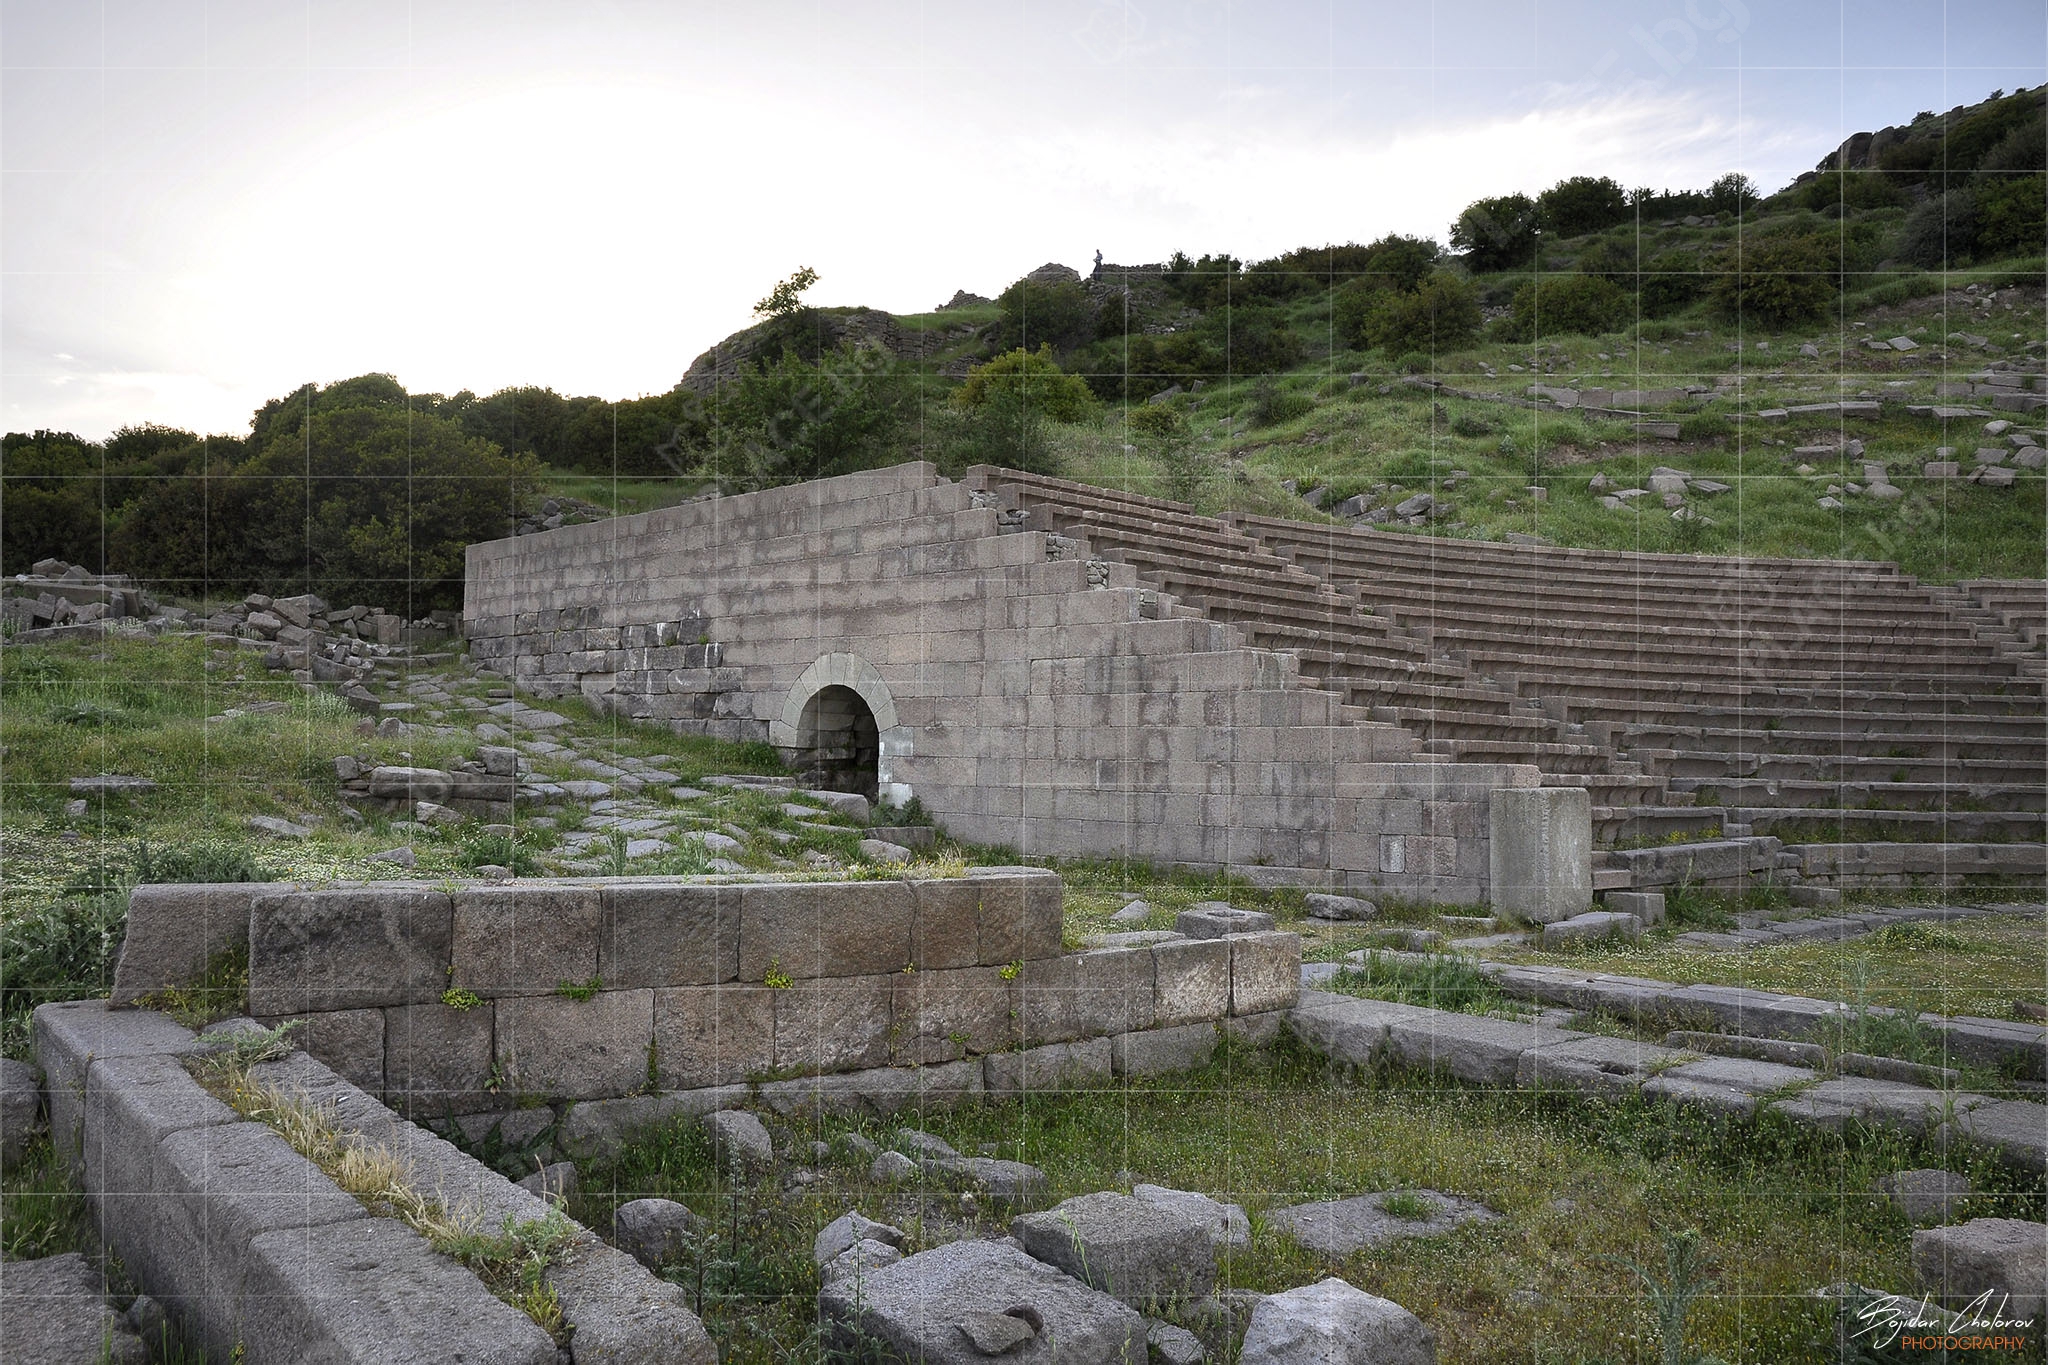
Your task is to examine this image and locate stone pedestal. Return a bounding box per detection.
[1488,787,1592,924]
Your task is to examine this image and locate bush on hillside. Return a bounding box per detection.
[706,346,916,489]
[1501,274,1634,341]
[1639,250,1709,316]
[952,345,1097,423]
[996,276,1097,353]
[1976,172,2047,258]
[1355,273,1482,356]
[1708,234,1839,329]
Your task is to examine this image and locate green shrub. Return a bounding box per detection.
[133,837,276,885]
[952,345,1098,423]
[1976,172,2047,258]
[1707,234,1838,329]
[1244,378,1314,429]
[1358,273,1482,356]
[1537,175,1631,237]
[1451,193,1539,271]
[1640,250,1709,316]
[0,893,126,1027]
[1505,274,1634,340]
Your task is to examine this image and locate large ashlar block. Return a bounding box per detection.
[601,883,741,987]
[452,885,601,996]
[653,986,777,1090]
[111,883,270,1006]
[248,888,453,1015]
[1488,786,1593,924]
[497,990,654,1101]
[738,882,913,981]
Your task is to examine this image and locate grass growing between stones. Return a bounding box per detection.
[568,1038,2045,1365]
[0,1138,90,1262]
[193,1033,579,1341]
[1505,909,2048,1023]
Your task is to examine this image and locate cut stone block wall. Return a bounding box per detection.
[208,871,1296,1124]
[464,462,1563,904]
[31,1000,716,1365]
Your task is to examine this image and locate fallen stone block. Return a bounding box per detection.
[1265,1192,1496,1257]
[1132,1183,1250,1248]
[1012,1191,1216,1307]
[704,1109,775,1169]
[1913,1218,2047,1322]
[818,1238,1146,1363]
[1175,903,1275,938]
[1238,1276,1437,1365]
[984,1037,1113,1094]
[1881,1169,1972,1224]
[1304,893,1378,921]
[1111,1023,1218,1075]
[1540,911,1640,949]
[814,1210,905,1265]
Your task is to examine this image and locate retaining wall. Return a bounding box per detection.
[114,872,1301,1132]
[462,462,1577,906]
[32,1001,716,1364]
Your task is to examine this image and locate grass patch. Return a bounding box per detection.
[0,1138,90,1261]
[1506,910,2048,1022]
[569,1039,2045,1364]
[1330,950,1505,1016]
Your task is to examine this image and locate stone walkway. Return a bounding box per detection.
[1287,988,2048,1172]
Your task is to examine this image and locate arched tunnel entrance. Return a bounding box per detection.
[793,684,880,802]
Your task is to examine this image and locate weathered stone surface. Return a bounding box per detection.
[1132,1183,1250,1248]
[1540,910,1640,949]
[1229,932,1300,1015]
[248,887,454,1014]
[756,1059,984,1121]
[516,1160,578,1202]
[240,1215,558,1364]
[382,1002,501,1120]
[774,976,894,1074]
[497,990,653,1100]
[814,1210,906,1265]
[146,1121,370,1358]
[890,1128,958,1159]
[739,881,913,981]
[653,985,776,1089]
[822,1238,905,1286]
[1305,893,1378,921]
[111,881,269,1006]
[926,1156,1050,1198]
[1285,990,1441,1068]
[818,1238,1146,1364]
[1516,1034,1692,1094]
[891,966,1016,1064]
[1239,1277,1436,1365]
[1147,1320,1206,1365]
[1881,1169,1972,1224]
[452,884,602,996]
[1176,904,1275,939]
[985,1037,1115,1094]
[973,870,1067,965]
[871,1149,919,1182]
[1,1056,43,1169]
[1913,1218,2047,1321]
[1265,1191,1496,1256]
[613,1198,700,1268]
[33,1001,199,1171]
[1489,787,1592,924]
[1383,1013,1584,1087]
[0,1252,148,1365]
[263,1007,385,1094]
[1012,1191,1217,1306]
[1151,938,1231,1027]
[1020,949,1155,1044]
[1112,1023,1218,1075]
[558,1088,741,1161]
[911,880,984,971]
[1946,1098,2048,1172]
[546,1240,720,1365]
[704,1108,775,1169]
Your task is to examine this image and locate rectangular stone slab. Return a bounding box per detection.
[239,1216,558,1364]
[1383,1014,1586,1087]
[247,888,454,1014]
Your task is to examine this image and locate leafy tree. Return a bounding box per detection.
[1200,302,1305,375]
[754,266,819,321]
[1451,193,1539,271]
[1,431,104,572]
[953,346,1098,423]
[233,402,539,608]
[1355,272,1482,354]
[1537,176,1630,238]
[1706,173,1761,216]
[1708,234,1837,329]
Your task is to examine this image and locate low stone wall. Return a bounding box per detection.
[115,872,1300,1133]
[33,1001,715,1364]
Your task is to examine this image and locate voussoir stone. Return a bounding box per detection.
[1011,1190,1216,1307]
[1238,1277,1436,1365]
[818,1238,1146,1364]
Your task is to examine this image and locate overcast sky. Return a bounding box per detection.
[3,0,2043,441]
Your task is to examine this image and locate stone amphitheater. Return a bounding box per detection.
[464,460,2047,910]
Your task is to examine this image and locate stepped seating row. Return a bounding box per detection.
[964,468,2046,851]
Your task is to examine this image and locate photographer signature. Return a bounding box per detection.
[1853,1290,2036,1348]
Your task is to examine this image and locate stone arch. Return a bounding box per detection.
[770,653,912,806]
